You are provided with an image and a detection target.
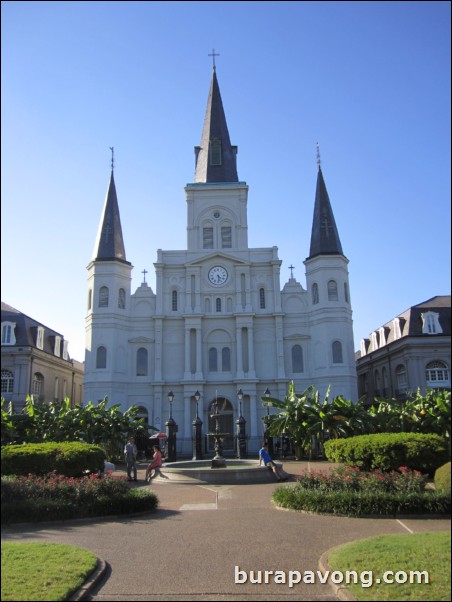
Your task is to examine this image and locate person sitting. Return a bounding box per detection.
[145,445,163,482]
[258,442,287,481]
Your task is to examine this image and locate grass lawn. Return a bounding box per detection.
[1,542,97,601]
[327,531,450,601]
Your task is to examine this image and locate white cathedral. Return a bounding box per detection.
[84,67,358,455]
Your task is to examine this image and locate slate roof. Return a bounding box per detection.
[194,68,239,183]
[307,167,343,260]
[358,295,451,356]
[92,171,129,263]
[1,301,71,359]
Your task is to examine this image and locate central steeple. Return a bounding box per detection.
[194,68,238,183]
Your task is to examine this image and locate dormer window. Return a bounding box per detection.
[36,327,45,350]
[1,322,16,345]
[421,312,443,335]
[210,138,222,165]
[54,336,61,357]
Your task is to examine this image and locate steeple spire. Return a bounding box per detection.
[92,169,128,263]
[194,68,238,183]
[307,164,343,259]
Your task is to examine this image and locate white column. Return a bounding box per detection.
[247,323,256,378]
[236,323,244,378]
[184,326,191,379]
[196,327,203,379]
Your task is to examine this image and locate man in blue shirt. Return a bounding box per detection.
[259,442,287,481]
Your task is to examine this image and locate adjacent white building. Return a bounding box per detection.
[84,68,357,454]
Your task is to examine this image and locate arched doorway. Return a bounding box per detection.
[207,397,234,452]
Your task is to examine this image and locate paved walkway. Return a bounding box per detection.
[1,461,450,601]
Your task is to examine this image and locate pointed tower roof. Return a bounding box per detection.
[194,68,239,183]
[92,171,129,263]
[307,166,343,259]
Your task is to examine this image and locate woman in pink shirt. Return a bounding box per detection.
[145,445,163,482]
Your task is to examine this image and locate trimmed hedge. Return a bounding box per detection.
[272,487,451,517]
[434,462,451,494]
[1,475,159,524]
[324,433,449,474]
[1,442,106,477]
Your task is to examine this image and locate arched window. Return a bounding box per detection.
[374,370,381,395]
[136,348,148,376]
[332,341,343,363]
[96,346,107,369]
[312,283,319,305]
[221,225,232,248]
[203,226,214,249]
[99,286,109,308]
[328,280,338,301]
[1,370,14,394]
[259,288,266,309]
[32,373,44,398]
[209,347,218,372]
[87,289,92,311]
[216,298,222,312]
[172,290,178,311]
[426,361,450,387]
[222,347,231,372]
[291,345,303,373]
[118,288,126,309]
[396,364,407,391]
[382,367,389,395]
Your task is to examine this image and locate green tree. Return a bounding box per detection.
[1,396,156,461]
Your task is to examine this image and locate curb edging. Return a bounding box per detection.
[318,548,357,601]
[69,558,108,601]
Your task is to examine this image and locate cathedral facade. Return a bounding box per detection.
[84,68,357,455]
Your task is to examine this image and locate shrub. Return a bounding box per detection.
[272,464,451,516]
[434,462,451,494]
[1,473,158,524]
[1,442,106,477]
[272,487,450,517]
[324,432,449,473]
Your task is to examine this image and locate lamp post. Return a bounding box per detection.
[263,387,274,457]
[165,390,178,462]
[236,389,247,458]
[192,390,203,460]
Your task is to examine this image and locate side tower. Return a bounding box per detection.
[84,167,133,404]
[304,162,357,401]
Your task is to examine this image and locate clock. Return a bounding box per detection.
[208,266,228,286]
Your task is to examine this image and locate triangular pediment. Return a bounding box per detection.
[128,336,155,344]
[284,333,311,340]
[186,252,249,267]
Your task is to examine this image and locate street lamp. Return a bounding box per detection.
[236,389,247,458]
[192,390,203,460]
[165,390,177,462]
[263,387,274,457]
[167,390,174,416]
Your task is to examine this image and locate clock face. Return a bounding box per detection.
[208,266,228,286]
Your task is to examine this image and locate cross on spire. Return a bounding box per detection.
[208,48,220,70]
[289,264,295,279]
[109,146,115,171]
[316,142,321,169]
[141,268,148,283]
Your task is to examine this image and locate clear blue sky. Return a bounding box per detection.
[2,1,450,362]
